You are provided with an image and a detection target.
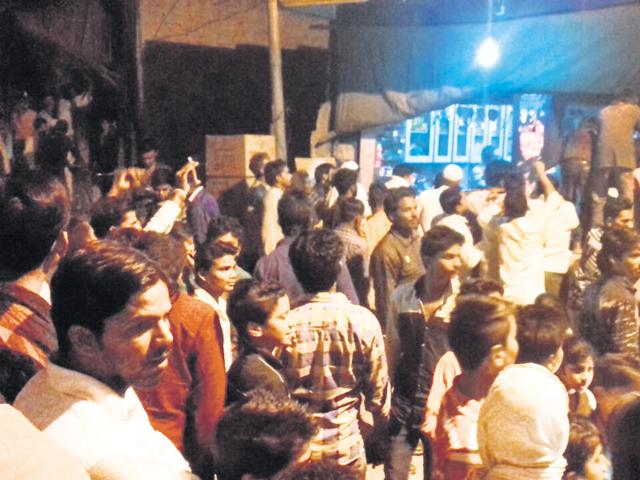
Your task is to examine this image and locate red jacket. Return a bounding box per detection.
[137,293,226,476]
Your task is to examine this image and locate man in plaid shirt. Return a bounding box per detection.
[0,171,70,375]
[280,228,390,477]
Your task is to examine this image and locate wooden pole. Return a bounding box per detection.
[267,0,288,161]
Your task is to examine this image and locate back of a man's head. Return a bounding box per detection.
[338,197,365,225]
[278,192,312,236]
[51,240,168,356]
[516,304,567,366]
[215,389,316,480]
[90,197,133,239]
[332,168,358,196]
[265,159,287,187]
[108,228,186,289]
[439,187,462,215]
[289,229,344,294]
[393,163,414,179]
[0,172,69,281]
[449,295,515,372]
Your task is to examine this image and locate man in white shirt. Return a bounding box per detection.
[418,164,463,233]
[194,237,240,370]
[434,186,483,278]
[478,161,562,305]
[262,159,291,255]
[542,191,580,297]
[14,241,197,479]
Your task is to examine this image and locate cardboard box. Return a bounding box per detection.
[205,135,276,178]
[294,157,335,179]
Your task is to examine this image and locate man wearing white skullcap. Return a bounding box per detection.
[417,164,464,233]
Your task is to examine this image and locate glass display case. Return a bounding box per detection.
[372,102,514,190]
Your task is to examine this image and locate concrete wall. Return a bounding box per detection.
[138,1,330,168]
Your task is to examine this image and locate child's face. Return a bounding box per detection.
[583,444,611,480]
[560,358,594,392]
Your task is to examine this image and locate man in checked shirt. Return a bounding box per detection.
[280,228,390,478]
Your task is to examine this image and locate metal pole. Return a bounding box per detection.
[267,0,288,161]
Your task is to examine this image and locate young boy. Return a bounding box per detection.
[557,337,597,418]
[431,295,518,479]
[422,279,504,442]
[478,304,570,479]
[226,279,292,403]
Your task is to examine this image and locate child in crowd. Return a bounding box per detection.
[563,415,610,480]
[422,278,504,441]
[226,279,292,403]
[431,295,518,479]
[557,337,598,417]
[478,304,570,479]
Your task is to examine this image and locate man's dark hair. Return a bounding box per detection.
[194,236,239,275]
[421,225,464,258]
[503,172,528,219]
[150,164,175,189]
[332,168,358,196]
[90,197,133,238]
[215,389,317,480]
[139,137,158,154]
[228,279,286,341]
[368,181,387,211]
[249,152,269,178]
[561,336,596,368]
[278,192,312,236]
[393,163,414,178]
[51,241,169,355]
[449,295,515,371]
[0,348,38,403]
[597,227,640,275]
[604,196,633,224]
[383,186,415,218]
[459,278,504,296]
[564,415,603,478]
[275,459,360,480]
[338,198,364,224]
[0,171,70,281]
[206,215,245,246]
[439,187,462,215]
[516,304,567,365]
[314,162,334,185]
[289,229,344,293]
[108,228,186,291]
[264,159,287,187]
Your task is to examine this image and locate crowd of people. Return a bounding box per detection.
[1,88,640,480]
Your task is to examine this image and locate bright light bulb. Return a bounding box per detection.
[475,36,500,69]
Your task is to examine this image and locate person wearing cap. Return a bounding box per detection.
[418,164,463,233]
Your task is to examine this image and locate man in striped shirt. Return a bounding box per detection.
[280,229,390,477]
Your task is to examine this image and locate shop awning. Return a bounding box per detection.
[331,3,640,134]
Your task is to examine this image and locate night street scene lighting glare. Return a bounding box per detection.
[475,36,500,69]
